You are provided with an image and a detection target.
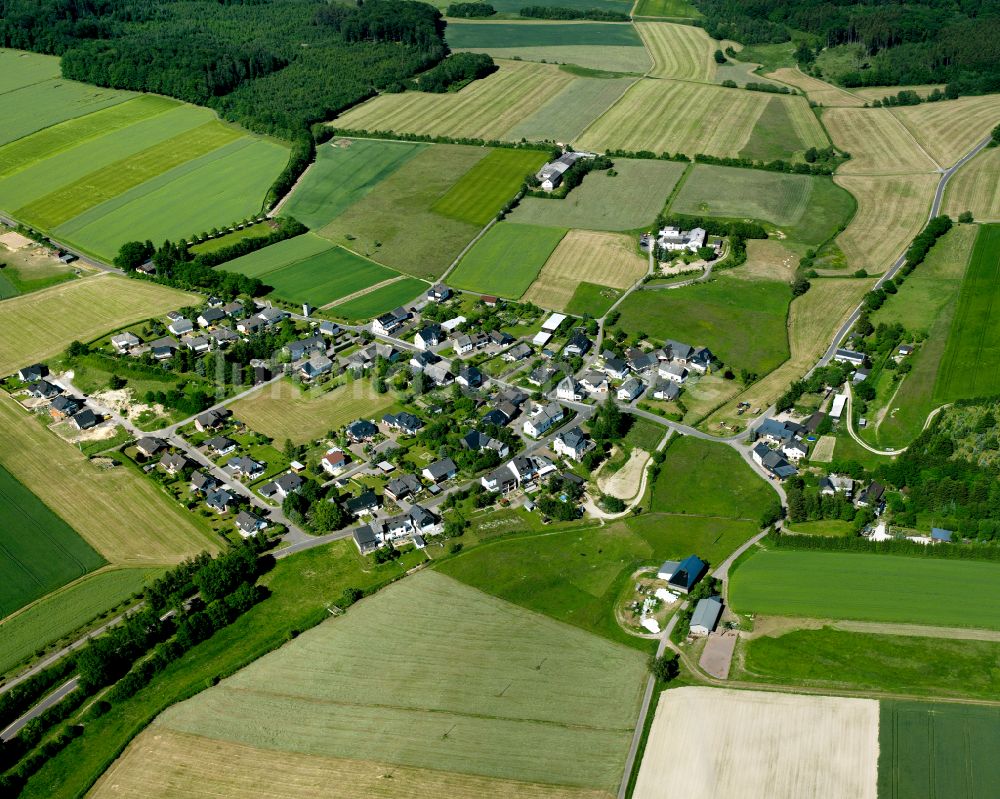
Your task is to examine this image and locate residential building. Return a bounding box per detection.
[523,402,564,438]
[111,332,140,353]
[415,324,443,350]
[372,307,410,336]
[227,456,265,480]
[453,334,473,355]
[287,335,326,361]
[535,152,587,190]
[18,364,48,382]
[667,554,707,594]
[653,381,680,401]
[320,449,348,476]
[423,362,453,386]
[422,457,457,484]
[149,336,178,360]
[136,437,166,458]
[49,395,82,419]
[833,348,866,366]
[70,408,98,430]
[299,354,333,380]
[482,466,517,493]
[656,226,707,253]
[856,480,886,509]
[579,371,609,394]
[659,363,688,384]
[502,342,532,362]
[481,407,511,427]
[563,331,592,357]
[410,350,442,371]
[382,412,423,435]
[195,408,231,432]
[689,347,714,373]
[353,524,380,554]
[205,489,233,513]
[206,436,237,456]
[528,366,556,386]
[190,470,219,494]
[236,511,268,538]
[319,320,340,337]
[617,377,644,402]
[222,300,245,318]
[257,307,289,326]
[603,358,629,381]
[168,317,193,336]
[820,474,854,497]
[556,375,583,402]
[553,427,590,461]
[159,452,190,474]
[258,472,303,500]
[664,339,694,363]
[345,419,378,442]
[28,379,61,399]
[181,334,211,354]
[427,283,451,302]
[197,307,225,328]
[385,473,422,501]
[211,326,238,347]
[457,366,483,388]
[345,489,380,517]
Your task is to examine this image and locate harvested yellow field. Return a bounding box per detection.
[0,274,197,375]
[578,79,768,156]
[523,230,647,310]
[637,22,715,82]
[729,239,798,282]
[835,173,937,273]
[943,147,1000,221]
[90,728,613,799]
[766,68,865,107]
[892,93,1000,167]
[633,687,879,799]
[0,395,219,563]
[705,277,872,429]
[229,378,396,445]
[822,107,937,174]
[331,60,574,140]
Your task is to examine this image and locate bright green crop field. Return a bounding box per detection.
[879,701,1000,799]
[155,571,645,793]
[511,158,685,231]
[217,232,332,278]
[0,566,160,674]
[281,138,424,230]
[431,147,548,226]
[0,464,106,619]
[329,277,427,320]
[262,247,397,306]
[449,222,566,297]
[649,436,774,520]
[633,0,702,16]
[616,276,791,376]
[730,549,1000,629]
[565,281,623,316]
[934,224,1000,402]
[56,137,289,260]
[670,164,856,245]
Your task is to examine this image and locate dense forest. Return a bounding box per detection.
[0,0,449,139]
[695,0,1000,92]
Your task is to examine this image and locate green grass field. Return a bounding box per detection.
[154,571,645,792]
[0,464,106,619]
[215,232,332,278]
[0,104,218,212]
[670,165,855,245]
[872,225,977,447]
[0,95,180,180]
[319,144,488,279]
[633,0,702,16]
[879,701,1000,799]
[431,148,548,226]
[511,158,686,231]
[449,222,566,297]
[616,277,791,376]
[17,121,244,229]
[1,77,134,147]
[328,277,427,320]
[933,224,1000,402]
[0,48,61,93]
[649,436,775,520]
[730,549,1000,629]
[446,22,644,48]
[507,75,639,141]
[280,138,425,230]
[265,248,396,307]
[785,519,855,536]
[739,96,826,162]
[188,221,272,254]
[55,137,289,260]
[565,281,623,316]
[739,626,1000,701]
[0,567,159,674]
[489,0,631,10]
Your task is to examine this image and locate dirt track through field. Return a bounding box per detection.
[633,687,879,799]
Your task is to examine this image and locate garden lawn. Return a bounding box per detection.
[449,222,566,298]
[328,278,427,321]
[616,276,791,376]
[730,549,1000,629]
[739,626,1000,702]
[0,104,218,212]
[648,435,775,520]
[511,158,685,231]
[431,148,548,226]
[280,138,425,230]
[54,137,289,261]
[879,701,1000,799]
[260,247,397,307]
[0,464,105,619]
[933,224,1000,402]
[229,379,397,444]
[0,566,160,674]
[319,144,488,279]
[153,571,645,793]
[217,232,332,279]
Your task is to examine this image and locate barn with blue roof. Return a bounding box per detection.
[667,554,707,594]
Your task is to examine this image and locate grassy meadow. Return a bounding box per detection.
[511,158,685,231]
[0,464,105,619]
[822,107,937,175]
[730,549,1000,629]
[506,74,638,142]
[329,277,427,320]
[154,571,646,792]
[449,222,566,298]
[230,379,398,444]
[616,276,792,376]
[319,144,488,279]
[0,394,220,565]
[0,566,159,674]
[446,21,644,48]
[566,281,626,317]
[892,93,1000,167]
[280,138,425,230]
[215,232,331,278]
[0,275,196,376]
[934,224,1000,401]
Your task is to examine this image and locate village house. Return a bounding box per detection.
[489,330,514,348]
[482,406,511,427]
[345,419,378,443]
[414,324,443,351]
[299,354,333,380]
[482,466,517,493]
[502,342,532,363]
[195,408,231,432]
[461,430,510,459]
[457,365,483,388]
[210,326,238,348]
[286,334,326,361]
[206,436,238,457]
[656,226,707,253]
[617,377,644,402]
[410,350,442,371]
[197,307,225,328]
[111,332,141,353]
[259,472,302,501]
[579,371,609,394]
[28,379,61,400]
[236,511,268,538]
[422,457,457,484]
[528,366,556,386]
[535,151,588,191]
[427,283,451,302]
[556,375,584,402]
[222,300,244,318]
[833,348,866,366]
[423,362,453,387]
[563,330,592,357]
[319,320,340,337]
[237,316,266,335]
[190,470,219,494]
[18,364,48,382]
[553,426,591,462]
[181,334,211,354]
[49,395,82,420]
[659,362,688,384]
[168,317,194,336]
[382,412,423,436]
[206,489,234,514]
[690,596,723,636]
[372,307,411,336]
[653,381,680,401]
[665,554,707,594]
[453,334,473,355]
[149,336,178,360]
[320,449,348,476]
[226,456,265,481]
[70,408,99,430]
[136,437,167,458]
[820,474,854,497]
[257,307,290,326]
[159,452,190,475]
[856,480,886,510]
[345,489,380,517]
[752,442,797,479]
[385,473,422,502]
[523,402,564,438]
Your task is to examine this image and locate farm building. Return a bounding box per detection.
[657,560,681,580]
[833,348,866,366]
[667,554,707,594]
[657,226,706,253]
[830,393,848,419]
[535,152,589,191]
[690,596,723,636]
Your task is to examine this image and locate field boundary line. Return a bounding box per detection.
[885,109,942,171]
[440,215,499,282]
[321,274,406,309]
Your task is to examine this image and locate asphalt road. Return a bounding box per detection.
[0,678,80,742]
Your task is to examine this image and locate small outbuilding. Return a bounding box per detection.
[690,596,723,636]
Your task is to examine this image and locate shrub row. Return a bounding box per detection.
[768,528,1000,560]
[193,218,308,268]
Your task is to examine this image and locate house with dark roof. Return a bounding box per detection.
[690,596,723,636]
[49,394,82,420]
[206,436,237,457]
[136,437,167,458]
[168,317,194,336]
[523,402,564,438]
[259,472,303,500]
[688,347,714,374]
[299,354,333,380]
[457,366,483,388]
[481,407,511,427]
[481,466,517,493]
[353,524,380,554]
[70,408,99,430]
[422,457,457,484]
[502,342,532,363]
[227,456,265,480]
[195,408,231,432]
[563,331,592,357]
[833,348,866,366]
[345,419,378,442]
[556,375,583,402]
[427,283,451,302]
[287,334,326,361]
[653,381,680,401]
[410,350,442,371]
[856,480,886,509]
[18,363,49,382]
[386,473,422,501]
[414,324,443,351]
[190,470,219,494]
[236,511,268,538]
[372,307,411,336]
[603,357,629,380]
[752,442,797,479]
[159,452,191,475]
[28,379,61,400]
[553,426,591,462]
[423,362,453,387]
[205,489,234,513]
[617,377,644,402]
[197,307,226,328]
[345,489,380,517]
[667,555,707,594]
[149,336,179,360]
[111,331,141,353]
